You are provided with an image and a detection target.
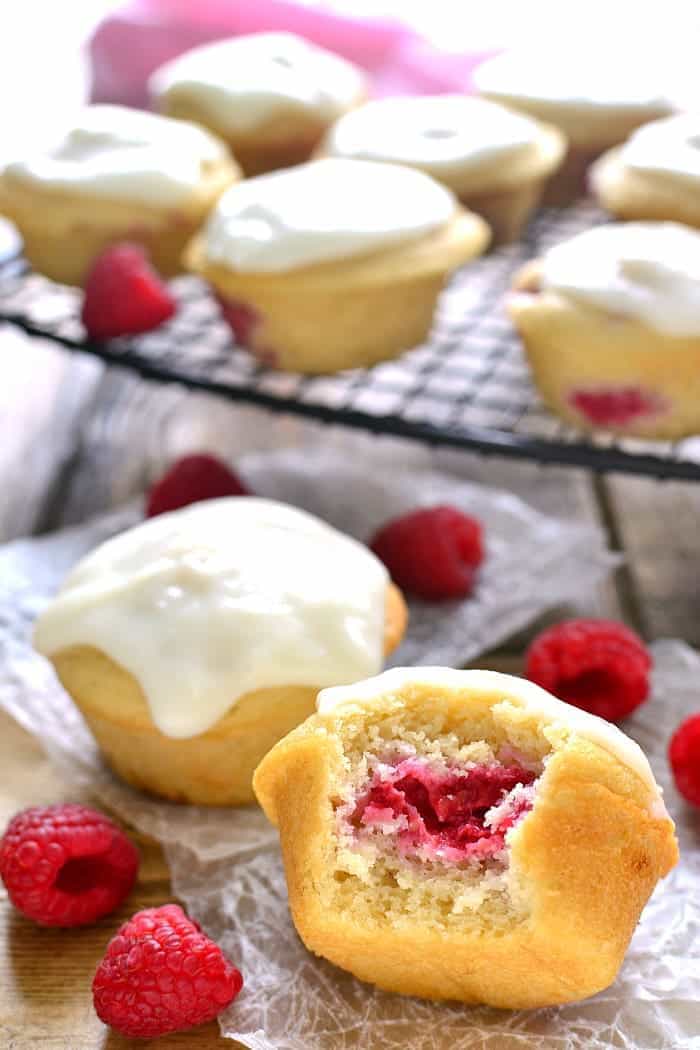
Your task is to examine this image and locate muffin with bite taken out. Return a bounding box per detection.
[253,667,677,1007]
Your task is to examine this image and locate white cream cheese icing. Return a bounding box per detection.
[316,667,667,813]
[620,114,700,185]
[203,158,457,272]
[34,497,389,739]
[322,96,541,177]
[2,105,228,206]
[474,51,674,112]
[539,222,700,336]
[150,32,365,134]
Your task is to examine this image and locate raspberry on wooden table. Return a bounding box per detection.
[146,453,250,517]
[525,619,652,722]
[0,804,139,927]
[370,505,484,601]
[93,904,243,1038]
[81,243,176,339]
[669,714,700,806]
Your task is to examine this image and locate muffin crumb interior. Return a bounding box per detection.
[323,697,554,932]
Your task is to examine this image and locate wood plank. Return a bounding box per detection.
[0,711,240,1049]
[437,453,624,642]
[0,330,102,542]
[604,475,700,645]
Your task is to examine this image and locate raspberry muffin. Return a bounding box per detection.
[509,222,700,438]
[0,105,239,285]
[592,114,700,228]
[318,96,565,244]
[33,498,406,806]
[253,667,677,1008]
[185,158,490,374]
[150,32,366,176]
[474,51,675,204]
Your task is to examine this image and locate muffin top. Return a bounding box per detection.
[150,31,366,134]
[616,114,700,186]
[474,50,675,114]
[34,497,389,738]
[316,667,665,810]
[203,158,458,273]
[1,105,230,205]
[538,222,700,336]
[321,96,550,183]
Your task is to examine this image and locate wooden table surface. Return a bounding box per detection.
[1,328,698,1049]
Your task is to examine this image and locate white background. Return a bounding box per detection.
[2,0,700,161]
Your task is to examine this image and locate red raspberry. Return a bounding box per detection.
[81,243,176,339]
[669,714,700,806]
[0,804,139,927]
[525,619,651,722]
[146,453,250,517]
[93,904,243,1038]
[370,505,484,601]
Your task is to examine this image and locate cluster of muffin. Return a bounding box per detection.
[30,453,679,1012]
[474,50,700,440]
[3,33,700,430]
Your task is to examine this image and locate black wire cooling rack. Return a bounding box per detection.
[2,202,700,481]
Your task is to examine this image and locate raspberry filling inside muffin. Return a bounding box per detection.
[329,709,549,927]
[217,296,260,347]
[217,296,280,368]
[351,758,537,864]
[569,387,667,425]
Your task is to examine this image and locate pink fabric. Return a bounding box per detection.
[89,0,496,107]
[373,36,498,97]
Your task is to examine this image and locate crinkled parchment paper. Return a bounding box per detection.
[2,449,696,1048]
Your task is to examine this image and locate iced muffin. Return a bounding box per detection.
[151,31,366,176]
[185,158,490,373]
[254,667,677,1007]
[474,51,675,204]
[0,105,239,285]
[509,221,700,438]
[33,498,407,806]
[592,114,700,228]
[318,95,565,244]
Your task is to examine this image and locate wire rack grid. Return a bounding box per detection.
[1,203,700,481]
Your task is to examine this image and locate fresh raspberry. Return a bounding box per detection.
[525,619,651,722]
[0,804,139,927]
[93,904,243,1038]
[669,714,700,806]
[370,505,484,601]
[81,244,176,339]
[146,453,250,517]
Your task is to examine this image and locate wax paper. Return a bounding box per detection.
[4,449,693,1049]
